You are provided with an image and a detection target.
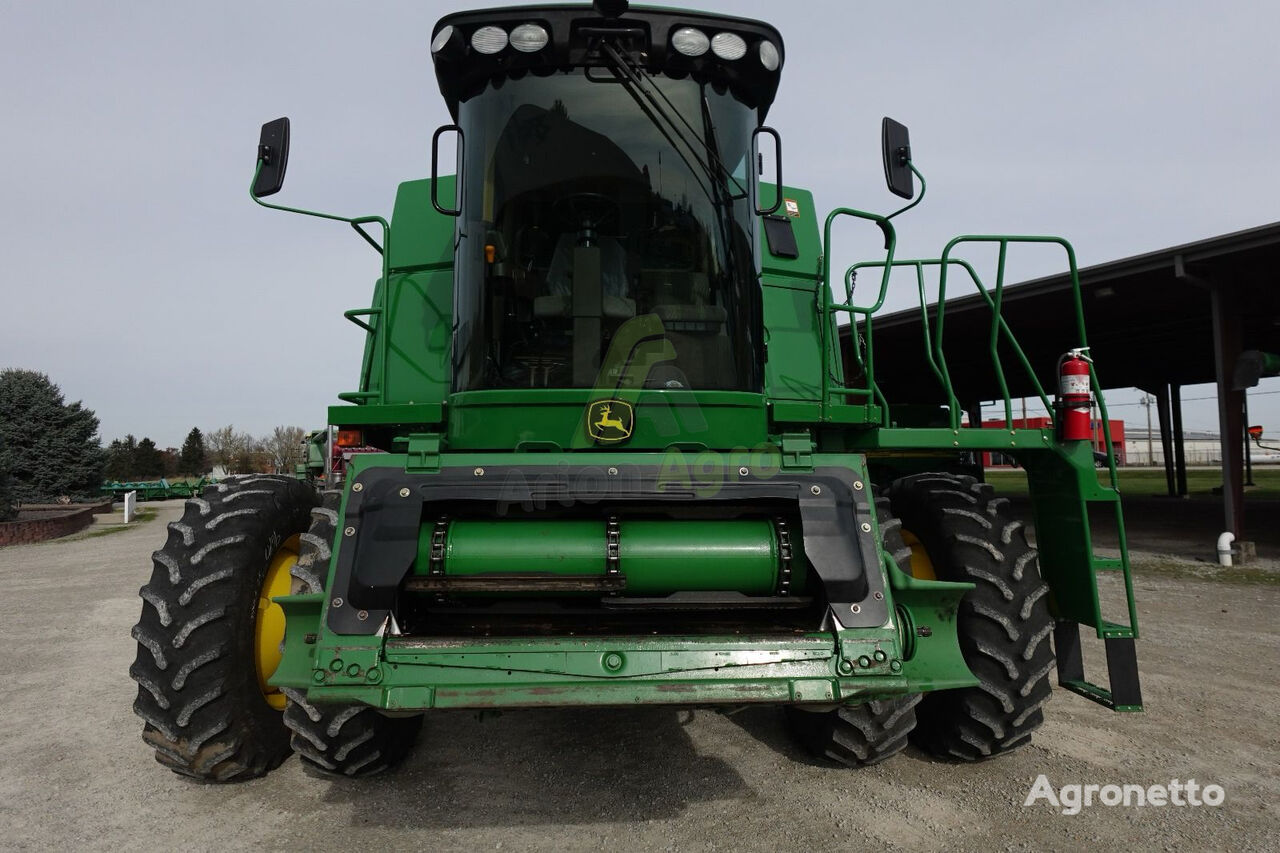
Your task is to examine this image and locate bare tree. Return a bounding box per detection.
[265,426,307,474]
[205,425,239,470]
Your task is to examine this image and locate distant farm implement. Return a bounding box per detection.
[101,478,216,502]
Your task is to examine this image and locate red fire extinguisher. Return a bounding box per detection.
[1057,348,1093,441]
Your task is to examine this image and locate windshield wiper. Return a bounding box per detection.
[595,40,747,203]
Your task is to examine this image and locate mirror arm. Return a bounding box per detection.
[885,163,926,222]
[250,159,389,257]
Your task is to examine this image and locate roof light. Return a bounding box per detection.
[471,26,508,55]
[510,23,549,52]
[758,40,780,71]
[710,32,747,61]
[672,27,710,57]
[431,25,455,54]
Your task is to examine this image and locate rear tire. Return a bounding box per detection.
[784,497,921,767]
[887,473,1054,761]
[130,475,318,781]
[282,492,423,777]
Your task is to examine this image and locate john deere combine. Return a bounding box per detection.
[131,1,1141,782]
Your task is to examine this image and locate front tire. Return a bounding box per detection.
[281,492,423,777]
[784,497,921,767]
[888,473,1054,761]
[130,475,318,781]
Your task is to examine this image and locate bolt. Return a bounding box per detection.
[810,485,821,495]
[858,655,872,668]
[344,526,355,537]
[366,668,382,684]
[357,610,369,621]
[873,649,887,662]
[329,658,344,672]
[739,467,750,477]
[352,482,363,492]
[313,669,326,683]
[331,597,344,608]
[861,522,871,533]
[873,591,884,601]
[850,603,861,614]
[890,660,903,673]
[853,480,864,491]
[474,467,485,477]
[399,487,410,498]
[838,659,854,674]
[608,467,618,476]
[603,652,624,671]
[346,663,361,677]
[953,440,959,446]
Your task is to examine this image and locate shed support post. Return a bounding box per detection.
[1211,282,1244,538]
[1156,384,1175,496]
[1171,384,1188,497]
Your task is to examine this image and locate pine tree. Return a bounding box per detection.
[0,431,15,521]
[178,427,208,476]
[134,437,165,478]
[0,369,106,503]
[104,435,138,481]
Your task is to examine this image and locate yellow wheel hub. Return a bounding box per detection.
[900,529,937,581]
[255,534,300,711]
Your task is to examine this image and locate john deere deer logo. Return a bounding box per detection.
[586,399,634,443]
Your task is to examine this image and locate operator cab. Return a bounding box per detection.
[431,3,784,392]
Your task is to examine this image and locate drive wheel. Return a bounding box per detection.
[887,473,1054,760]
[282,492,423,777]
[130,475,318,781]
[784,498,921,767]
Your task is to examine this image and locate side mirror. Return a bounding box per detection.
[752,125,783,216]
[253,117,291,198]
[431,124,463,216]
[881,117,913,200]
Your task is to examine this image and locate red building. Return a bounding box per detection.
[980,416,1125,467]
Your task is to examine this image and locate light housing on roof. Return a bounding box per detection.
[710,32,747,60]
[510,23,549,53]
[758,40,780,71]
[471,25,508,55]
[671,27,710,57]
[431,25,455,54]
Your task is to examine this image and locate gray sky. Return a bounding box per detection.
[3,0,1278,448]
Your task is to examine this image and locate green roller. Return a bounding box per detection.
[414,519,786,595]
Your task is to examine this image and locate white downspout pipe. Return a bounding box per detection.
[1217,531,1235,567]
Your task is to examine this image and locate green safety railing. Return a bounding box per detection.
[821,225,1139,653]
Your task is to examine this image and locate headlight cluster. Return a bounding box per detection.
[432,22,552,56]
[432,20,779,72]
[671,26,779,69]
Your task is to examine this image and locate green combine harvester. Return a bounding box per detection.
[131,1,1141,782]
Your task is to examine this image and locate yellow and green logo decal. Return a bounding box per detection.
[586,399,634,443]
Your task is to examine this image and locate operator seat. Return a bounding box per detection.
[534,233,636,319]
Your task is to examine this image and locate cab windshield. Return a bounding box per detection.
[453,69,761,392]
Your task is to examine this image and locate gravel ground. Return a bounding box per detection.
[1,501,1277,851]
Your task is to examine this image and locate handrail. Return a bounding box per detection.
[820,207,898,420]
[823,230,1120,486]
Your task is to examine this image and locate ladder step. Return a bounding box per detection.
[1091,557,1123,571]
[1060,679,1141,712]
[1099,620,1134,639]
